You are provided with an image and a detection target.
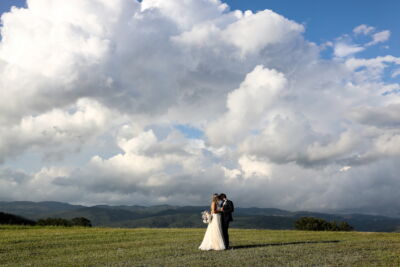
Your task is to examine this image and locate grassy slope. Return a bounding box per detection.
[0,226,399,267]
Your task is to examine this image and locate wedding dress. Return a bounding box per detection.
[199,213,226,250]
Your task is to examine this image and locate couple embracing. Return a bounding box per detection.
[199,193,234,251]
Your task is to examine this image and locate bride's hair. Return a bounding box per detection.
[211,194,219,204]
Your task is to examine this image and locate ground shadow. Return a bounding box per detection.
[231,240,340,249]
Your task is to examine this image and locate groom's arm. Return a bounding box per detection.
[223,201,234,213]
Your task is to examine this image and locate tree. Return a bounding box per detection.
[339,221,354,231]
[37,218,72,227]
[294,217,353,231]
[71,217,92,227]
[0,212,36,225]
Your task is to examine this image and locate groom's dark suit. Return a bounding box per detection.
[220,199,234,248]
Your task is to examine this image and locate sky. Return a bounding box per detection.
[0,0,399,216]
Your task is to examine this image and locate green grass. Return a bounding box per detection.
[0,226,399,266]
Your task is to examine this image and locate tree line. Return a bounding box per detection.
[294,216,353,231]
[0,211,92,227]
[1,211,354,231]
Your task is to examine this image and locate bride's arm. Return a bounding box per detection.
[211,202,215,214]
[211,202,220,214]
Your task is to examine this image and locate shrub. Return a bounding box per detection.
[36,217,92,227]
[338,221,354,231]
[37,218,73,227]
[71,217,92,227]
[295,217,353,231]
[0,212,36,225]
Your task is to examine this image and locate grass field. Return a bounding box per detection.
[1,226,399,266]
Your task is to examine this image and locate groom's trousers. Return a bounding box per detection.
[221,221,230,248]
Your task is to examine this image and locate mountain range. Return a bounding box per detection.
[1,201,400,232]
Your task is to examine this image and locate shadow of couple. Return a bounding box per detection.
[231,240,340,249]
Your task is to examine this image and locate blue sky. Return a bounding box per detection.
[0,0,25,13]
[226,0,399,56]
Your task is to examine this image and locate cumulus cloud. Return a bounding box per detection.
[366,30,391,46]
[392,69,400,78]
[353,24,375,35]
[352,24,391,47]
[350,104,400,128]
[0,0,400,215]
[334,25,391,58]
[0,98,116,163]
[334,42,365,57]
[345,55,400,82]
[206,65,287,145]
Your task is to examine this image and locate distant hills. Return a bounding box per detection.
[1,201,400,232]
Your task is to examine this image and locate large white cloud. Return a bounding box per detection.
[0,0,400,215]
[206,65,287,145]
[0,98,116,163]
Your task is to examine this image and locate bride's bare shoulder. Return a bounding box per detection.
[212,201,221,214]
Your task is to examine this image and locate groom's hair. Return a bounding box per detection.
[219,193,227,199]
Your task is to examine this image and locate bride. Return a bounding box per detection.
[199,194,226,250]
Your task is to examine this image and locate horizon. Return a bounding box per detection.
[0,0,399,216]
[2,199,400,218]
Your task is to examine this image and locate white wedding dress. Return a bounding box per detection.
[199,213,226,250]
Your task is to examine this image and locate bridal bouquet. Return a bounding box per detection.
[201,211,212,224]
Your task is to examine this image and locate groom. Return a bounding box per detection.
[219,193,234,249]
